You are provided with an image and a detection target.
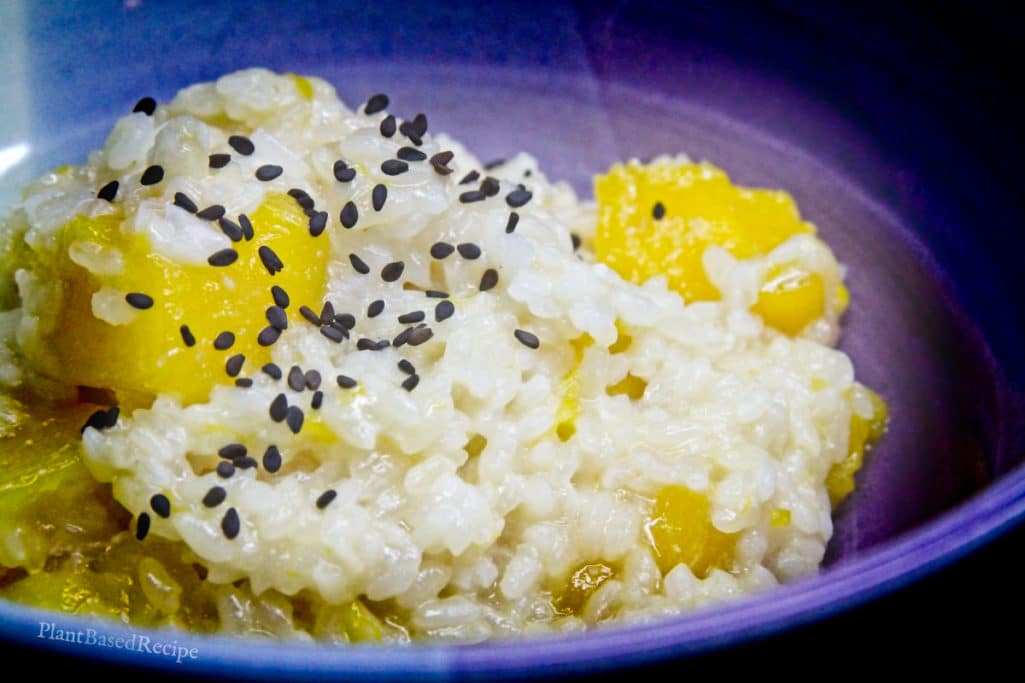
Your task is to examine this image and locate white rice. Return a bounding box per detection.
[0,69,870,641]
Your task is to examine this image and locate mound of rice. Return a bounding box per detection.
[0,69,877,641]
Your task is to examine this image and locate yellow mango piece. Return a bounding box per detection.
[595,160,814,304]
[25,193,328,404]
[313,599,384,642]
[0,393,128,570]
[752,263,826,336]
[646,485,736,578]
[606,373,647,400]
[552,562,616,616]
[826,386,889,506]
[287,73,315,100]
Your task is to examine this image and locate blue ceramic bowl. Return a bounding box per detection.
[2,1,1024,678]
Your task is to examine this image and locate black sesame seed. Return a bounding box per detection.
[340,201,358,229]
[381,159,409,176]
[269,393,289,422]
[221,507,240,539]
[364,93,389,115]
[401,374,420,391]
[172,191,197,213]
[392,327,414,347]
[294,194,315,211]
[262,363,283,380]
[372,183,387,212]
[337,374,357,389]
[180,324,196,347]
[225,354,245,377]
[459,170,480,185]
[286,406,304,434]
[335,313,356,330]
[376,339,391,350]
[483,158,505,170]
[288,366,305,392]
[258,326,281,346]
[258,245,284,275]
[140,165,164,186]
[434,299,455,322]
[218,217,243,241]
[397,310,425,324]
[306,210,327,237]
[571,233,581,250]
[381,261,405,282]
[459,190,486,204]
[457,243,482,259]
[235,378,253,388]
[97,180,119,202]
[514,329,540,349]
[320,301,335,323]
[430,242,454,259]
[429,150,454,175]
[407,326,433,346]
[397,146,427,162]
[316,489,337,510]
[136,513,151,540]
[356,338,378,351]
[202,486,227,508]
[321,325,345,343]
[398,121,423,146]
[299,305,321,325]
[367,299,385,317]
[506,212,520,233]
[209,153,231,169]
[236,457,258,470]
[411,113,428,136]
[150,493,171,519]
[271,286,290,309]
[262,446,282,473]
[481,176,500,197]
[311,390,324,410]
[398,359,416,375]
[266,305,288,330]
[344,253,370,275]
[239,213,254,240]
[219,443,247,460]
[228,135,254,156]
[256,164,283,181]
[480,268,499,291]
[196,204,226,221]
[425,290,449,299]
[288,187,308,199]
[380,114,396,137]
[126,293,154,309]
[216,461,235,478]
[104,406,120,428]
[305,370,322,391]
[133,96,157,115]
[214,331,235,350]
[333,160,356,182]
[208,248,238,267]
[506,189,532,208]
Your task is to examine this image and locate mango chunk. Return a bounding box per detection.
[595,160,814,304]
[752,263,826,336]
[24,193,328,404]
[552,561,616,616]
[826,386,889,506]
[646,485,736,578]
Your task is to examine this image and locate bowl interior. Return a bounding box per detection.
[2,0,1024,676]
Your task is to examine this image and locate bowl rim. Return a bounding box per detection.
[3,459,1024,680]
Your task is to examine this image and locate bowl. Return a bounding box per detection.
[2,0,1024,678]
